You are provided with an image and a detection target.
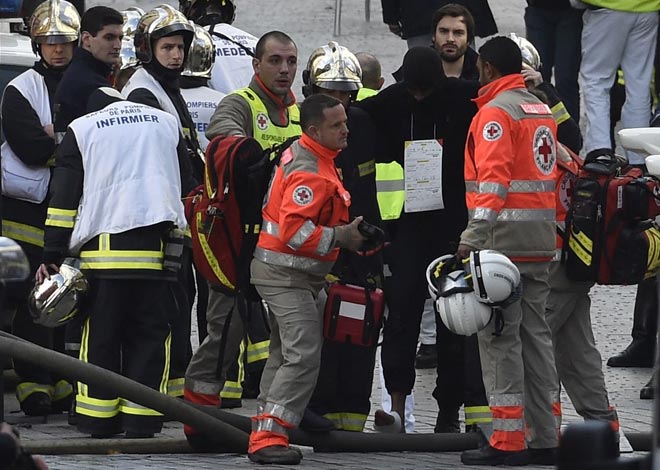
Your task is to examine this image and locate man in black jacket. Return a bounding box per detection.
[357,47,479,431]
[53,6,123,135]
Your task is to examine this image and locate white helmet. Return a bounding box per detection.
[436,291,493,336]
[426,254,492,336]
[507,32,541,71]
[468,250,520,305]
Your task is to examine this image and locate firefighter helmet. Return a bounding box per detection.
[182,23,215,78]
[507,32,541,71]
[134,4,195,65]
[302,41,362,97]
[119,7,145,70]
[179,0,236,25]
[426,254,492,335]
[29,0,80,45]
[468,250,520,305]
[28,259,88,328]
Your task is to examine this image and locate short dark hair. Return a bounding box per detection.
[81,6,123,37]
[355,52,382,90]
[478,36,522,77]
[432,4,475,44]
[300,94,343,132]
[254,31,296,60]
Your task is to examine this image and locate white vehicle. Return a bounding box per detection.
[0,17,37,103]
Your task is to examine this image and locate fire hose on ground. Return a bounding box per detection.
[2,330,650,455]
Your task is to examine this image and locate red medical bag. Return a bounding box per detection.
[323,283,385,347]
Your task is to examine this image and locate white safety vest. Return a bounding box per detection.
[122,67,182,129]
[67,102,187,252]
[206,23,257,94]
[180,85,226,151]
[0,68,51,203]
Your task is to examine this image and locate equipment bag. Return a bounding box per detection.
[564,166,660,284]
[323,282,385,348]
[185,135,297,298]
[610,219,660,285]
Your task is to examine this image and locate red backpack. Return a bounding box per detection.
[185,135,297,299]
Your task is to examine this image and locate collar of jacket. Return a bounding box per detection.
[461,47,480,81]
[299,132,340,161]
[250,75,296,110]
[73,47,113,77]
[473,74,526,109]
[33,60,65,81]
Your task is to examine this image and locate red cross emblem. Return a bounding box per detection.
[256,113,269,131]
[482,121,503,141]
[293,185,314,206]
[533,126,556,175]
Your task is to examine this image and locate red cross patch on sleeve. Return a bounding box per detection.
[292,185,314,206]
[482,121,503,141]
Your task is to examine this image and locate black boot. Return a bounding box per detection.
[641,373,655,400]
[415,344,437,369]
[461,444,528,466]
[434,408,460,433]
[608,277,657,368]
[248,445,302,465]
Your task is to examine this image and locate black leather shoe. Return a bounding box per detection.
[248,445,302,465]
[299,409,335,433]
[461,444,528,466]
[220,397,243,409]
[68,399,78,426]
[607,341,655,368]
[20,392,52,417]
[641,375,654,399]
[434,408,460,433]
[415,344,437,369]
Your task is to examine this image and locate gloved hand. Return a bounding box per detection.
[333,217,367,252]
[357,220,386,256]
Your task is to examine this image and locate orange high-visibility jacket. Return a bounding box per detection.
[254,138,351,276]
[461,74,558,262]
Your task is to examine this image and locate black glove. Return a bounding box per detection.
[357,220,386,256]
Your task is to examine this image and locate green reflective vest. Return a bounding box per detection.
[583,0,660,12]
[356,87,405,220]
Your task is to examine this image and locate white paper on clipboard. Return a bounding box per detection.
[403,138,444,212]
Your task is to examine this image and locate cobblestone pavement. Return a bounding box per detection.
[5,0,657,468]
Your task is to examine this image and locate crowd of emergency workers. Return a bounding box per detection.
[1,0,660,467]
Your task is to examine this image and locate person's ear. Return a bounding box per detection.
[377,77,385,90]
[252,57,260,74]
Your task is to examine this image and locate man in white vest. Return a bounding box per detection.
[37,87,192,439]
[122,4,202,400]
[0,0,79,418]
[180,24,226,152]
[179,0,258,94]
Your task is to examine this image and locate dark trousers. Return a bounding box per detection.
[76,278,172,435]
[381,215,456,395]
[525,6,583,122]
[309,340,378,431]
[433,321,488,416]
[167,248,194,396]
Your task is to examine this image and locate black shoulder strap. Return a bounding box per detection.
[209,23,255,58]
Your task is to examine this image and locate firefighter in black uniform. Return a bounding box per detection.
[0,0,79,416]
[122,5,202,398]
[37,87,194,438]
[302,42,386,432]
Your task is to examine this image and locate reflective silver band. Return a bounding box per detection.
[490,393,524,407]
[492,417,525,432]
[263,220,279,237]
[465,180,554,194]
[376,179,405,192]
[469,208,555,222]
[287,220,316,250]
[255,417,289,435]
[316,227,335,256]
[254,247,334,275]
[263,401,301,425]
